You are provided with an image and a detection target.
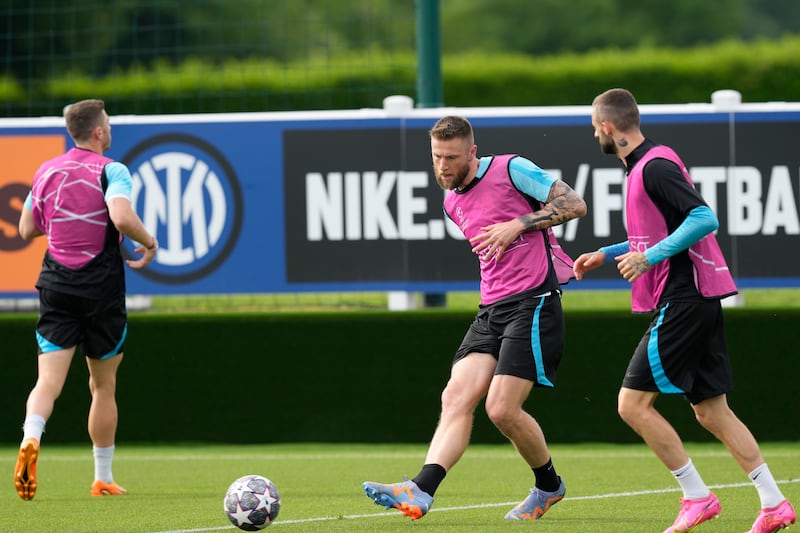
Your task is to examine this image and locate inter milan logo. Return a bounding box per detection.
[121,134,243,283]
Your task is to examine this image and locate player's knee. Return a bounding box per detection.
[33,376,66,400]
[440,381,482,415]
[692,397,733,432]
[617,400,642,425]
[88,375,117,396]
[693,407,724,432]
[484,398,516,430]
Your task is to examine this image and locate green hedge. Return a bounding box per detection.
[1,309,797,445]
[442,37,800,107]
[2,36,799,117]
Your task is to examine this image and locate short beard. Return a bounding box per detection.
[435,167,469,190]
[600,137,617,155]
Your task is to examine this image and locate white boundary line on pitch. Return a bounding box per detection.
[150,478,799,533]
[9,449,800,462]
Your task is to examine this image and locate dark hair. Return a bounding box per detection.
[429,115,474,142]
[64,99,106,142]
[592,88,640,132]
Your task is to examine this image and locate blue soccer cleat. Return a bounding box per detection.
[363,478,434,520]
[505,478,566,520]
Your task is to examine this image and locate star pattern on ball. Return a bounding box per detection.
[224,474,281,530]
[228,503,256,528]
[257,489,279,511]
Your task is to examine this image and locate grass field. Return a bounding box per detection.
[140,288,800,314]
[2,442,798,533]
[5,288,799,314]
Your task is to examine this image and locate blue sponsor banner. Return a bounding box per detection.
[2,102,800,296]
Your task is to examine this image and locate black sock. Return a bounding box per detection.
[532,458,560,492]
[412,463,446,496]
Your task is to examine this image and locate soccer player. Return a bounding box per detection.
[362,115,586,521]
[573,88,796,533]
[14,99,158,500]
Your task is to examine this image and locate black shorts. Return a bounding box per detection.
[454,289,565,387]
[622,299,732,404]
[36,288,127,359]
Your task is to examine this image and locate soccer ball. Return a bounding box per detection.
[223,474,281,530]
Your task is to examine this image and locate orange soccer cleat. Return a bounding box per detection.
[14,437,40,501]
[91,479,128,496]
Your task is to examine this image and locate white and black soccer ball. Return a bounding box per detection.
[223,474,281,530]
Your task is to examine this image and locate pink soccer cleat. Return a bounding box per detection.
[747,499,796,533]
[663,491,721,532]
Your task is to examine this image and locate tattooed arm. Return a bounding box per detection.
[470,179,587,262]
[518,179,587,231]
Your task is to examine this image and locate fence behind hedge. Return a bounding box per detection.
[2,37,799,117]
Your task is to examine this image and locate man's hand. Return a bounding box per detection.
[616,251,651,282]
[572,251,605,281]
[469,219,525,262]
[125,243,157,269]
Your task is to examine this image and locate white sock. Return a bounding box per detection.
[671,459,710,500]
[22,414,46,443]
[749,463,785,508]
[93,445,115,483]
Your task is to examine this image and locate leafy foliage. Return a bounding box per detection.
[1,1,799,115]
[12,35,799,116]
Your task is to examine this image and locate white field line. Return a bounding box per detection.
[12,449,798,462]
[150,478,800,533]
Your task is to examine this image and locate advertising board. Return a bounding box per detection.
[2,100,798,296]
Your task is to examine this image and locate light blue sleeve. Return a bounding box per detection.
[508,156,557,203]
[103,161,133,200]
[598,242,630,263]
[24,191,32,210]
[644,205,718,265]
